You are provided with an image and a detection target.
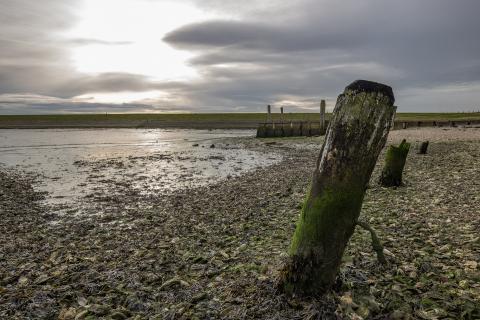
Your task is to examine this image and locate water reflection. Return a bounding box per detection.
[0,129,281,208]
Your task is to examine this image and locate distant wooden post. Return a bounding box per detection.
[279,80,396,295]
[267,105,272,123]
[280,107,285,136]
[418,141,429,154]
[320,100,326,133]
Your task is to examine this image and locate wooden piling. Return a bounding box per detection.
[279,80,396,295]
[320,100,326,134]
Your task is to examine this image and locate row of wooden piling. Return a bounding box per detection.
[256,121,327,138]
[393,119,480,129]
[258,100,328,138]
[257,119,480,138]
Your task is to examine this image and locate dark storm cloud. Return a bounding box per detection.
[164,20,361,52]
[163,0,480,111]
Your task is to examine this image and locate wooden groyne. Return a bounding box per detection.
[257,100,328,137]
[392,119,480,130]
[256,121,328,138]
[257,119,480,138]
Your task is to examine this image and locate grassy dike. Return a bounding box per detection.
[1,113,480,129]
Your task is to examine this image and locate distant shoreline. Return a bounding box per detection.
[1,113,480,129]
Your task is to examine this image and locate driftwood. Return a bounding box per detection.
[278,80,396,296]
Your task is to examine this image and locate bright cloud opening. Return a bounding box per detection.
[66,0,215,103]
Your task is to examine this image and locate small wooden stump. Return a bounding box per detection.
[379,139,411,187]
[418,141,429,154]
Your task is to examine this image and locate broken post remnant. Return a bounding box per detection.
[279,80,396,296]
[418,141,429,154]
[280,107,285,135]
[320,99,326,134]
[379,139,411,187]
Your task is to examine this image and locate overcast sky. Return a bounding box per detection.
[1,0,480,114]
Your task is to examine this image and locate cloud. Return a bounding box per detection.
[164,20,361,52]
[66,38,134,46]
[0,93,179,114]
[0,1,152,101]
[162,0,480,111]
[0,0,80,96]
[53,73,162,98]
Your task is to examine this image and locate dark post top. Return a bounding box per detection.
[345,80,395,105]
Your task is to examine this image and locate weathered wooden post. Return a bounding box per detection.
[256,124,267,138]
[281,107,285,136]
[320,99,326,134]
[279,80,396,295]
[379,139,411,187]
[265,104,271,134]
[418,141,429,154]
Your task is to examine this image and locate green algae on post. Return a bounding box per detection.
[379,139,411,187]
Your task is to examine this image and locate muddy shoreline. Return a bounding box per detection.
[1,128,479,319]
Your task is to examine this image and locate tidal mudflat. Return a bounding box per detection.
[0,128,280,213]
[1,127,479,319]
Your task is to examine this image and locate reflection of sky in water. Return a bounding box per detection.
[0,129,281,209]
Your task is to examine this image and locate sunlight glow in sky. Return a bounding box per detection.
[67,0,212,102]
[74,90,168,104]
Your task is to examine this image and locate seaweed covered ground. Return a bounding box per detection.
[1,128,479,319]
